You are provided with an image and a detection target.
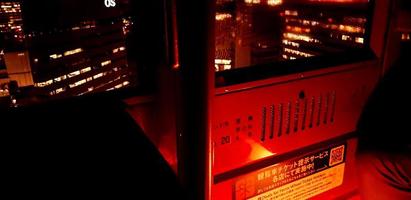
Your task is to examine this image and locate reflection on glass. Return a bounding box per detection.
[215,0,370,71]
[0,0,135,106]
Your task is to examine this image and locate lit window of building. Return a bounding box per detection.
[122,18,132,35]
[267,0,282,6]
[35,80,53,87]
[55,87,66,94]
[215,59,232,65]
[80,67,92,74]
[54,75,67,82]
[244,0,260,4]
[341,34,351,41]
[216,13,232,21]
[112,46,126,54]
[282,40,300,48]
[68,70,81,78]
[355,37,364,44]
[286,26,311,33]
[63,48,83,56]
[285,10,298,16]
[50,54,63,60]
[101,60,112,67]
[284,48,314,58]
[215,59,232,72]
[283,32,320,43]
[93,73,104,79]
[115,84,124,89]
[69,79,87,88]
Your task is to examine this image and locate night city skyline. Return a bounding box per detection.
[215,0,370,71]
[2,0,372,102]
[0,0,135,103]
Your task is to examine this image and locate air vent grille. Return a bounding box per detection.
[260,91,337,141]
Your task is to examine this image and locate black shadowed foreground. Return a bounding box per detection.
[1,95,182,199]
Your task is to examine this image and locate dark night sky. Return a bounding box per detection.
[21,0,131,32]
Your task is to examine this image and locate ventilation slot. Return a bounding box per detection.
[330,91,336,123]
[294,100,300,133]
[316,95,322,127]
[302,98,308,131]
[261,107,267,141]
[259,91,336,142]
[278,103,283,137]
[269,105,275,139]
[309,97,315,128]
[285,102,291,135]
[324,93,330,125]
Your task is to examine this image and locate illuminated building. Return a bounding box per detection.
[216,0,370,69]
[215,0,235,71]
[215,0,284,71]
[0,50,5,74]
[0,1,24,50]
[17,1,132,97]
[281,1,369,60]
[0,0,134,98]
[0,1,32,88]
[0,50,8,97]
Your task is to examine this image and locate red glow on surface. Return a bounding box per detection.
[211,61,380,199]
[171,0,180,70]
[172,63,180,70]
[213,136,275,174]
[246,138,275,161]
[159,144,178,172]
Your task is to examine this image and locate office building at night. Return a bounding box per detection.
[0,0,133,99]
[24,0,133,97]
[0,1,24,50]
[215,0,369,70]
[281,1,368,60]
[216,0,284,71]
[0,49,8,97]
[0,1,32,90]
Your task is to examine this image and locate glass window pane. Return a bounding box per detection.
[0,0,142,106]
[215,0,371,71]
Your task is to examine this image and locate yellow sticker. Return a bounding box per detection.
[234,144,346,200]
[248,163,345,200]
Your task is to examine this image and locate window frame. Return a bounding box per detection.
[215,0,377,87]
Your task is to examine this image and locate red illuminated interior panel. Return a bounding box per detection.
[211,61,380,199]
